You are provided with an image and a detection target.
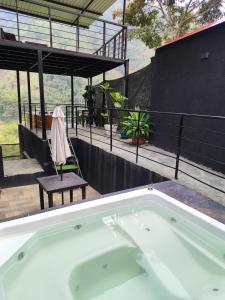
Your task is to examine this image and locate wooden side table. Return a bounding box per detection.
[37,172,88,209]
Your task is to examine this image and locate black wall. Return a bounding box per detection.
[150,23,225,173]
[19,125,51,172]
[99,23,225,173]
[151,23,225,115]
[71,138,167,194]
[96,64,152,109]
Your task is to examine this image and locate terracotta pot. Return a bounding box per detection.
[132,137,145,145]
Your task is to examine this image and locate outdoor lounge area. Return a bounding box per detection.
[0,1,225,300]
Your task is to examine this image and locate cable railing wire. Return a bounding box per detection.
[64,105,225,196]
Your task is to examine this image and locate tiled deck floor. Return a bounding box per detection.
[67,126,225,206]
[155,181,225,224]
[4,159,43,176]
[0,184,100,220]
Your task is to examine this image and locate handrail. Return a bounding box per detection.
[61,104,225,197]
[0,5,127,59]
[23,102,225,120]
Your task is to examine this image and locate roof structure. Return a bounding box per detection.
[0,0,117,27]
[158,17,225,49]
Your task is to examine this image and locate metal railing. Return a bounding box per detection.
[63,105,225,196]
[22,102,73,133]
[0,6,127,59]
[21,102,225,196]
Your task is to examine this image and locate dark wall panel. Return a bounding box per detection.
[96,64,152,109]
[71,138,167,194]
[150,23,225,173]
[19,125,51,171]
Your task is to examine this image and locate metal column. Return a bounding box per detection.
[16,70,22,123]
[48,7,53,47]
[38,50,46,140]
[27,71,33,129]
[102,72,106,107]
[124,59,129,98]
[15,0,20,40]
[71,75,74,128]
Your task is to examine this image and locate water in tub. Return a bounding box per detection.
[0,204,225,300]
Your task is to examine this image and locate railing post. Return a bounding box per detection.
[89,107,92,144]
[75,106,78,136]
[38,50,46,140]
[23,104,26,127]
[76,19,80,52]
[124,27,128,60]
[109,109,112,151]
[48,7,53,47]
[136,111,141,163]
[71,75,74,128]
[15,0,20,41]
[16,70,22,123]
[113,37,116,59]
[175,115,184,179]
[34,104,37,133]
[124,59,129,98]
[66,106,68,137]
[27,71,33,129]
[103,21,106,56]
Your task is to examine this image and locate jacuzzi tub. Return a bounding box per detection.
[0,188,225,300]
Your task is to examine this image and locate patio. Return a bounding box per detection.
[0,183,99,220]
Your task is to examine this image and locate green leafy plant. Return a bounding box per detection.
[122,109,151,139]
[113,0,224,49]
[100,112,109,124]
[82,85,95,106]
[97,82,128,125]
[110,91,127,109]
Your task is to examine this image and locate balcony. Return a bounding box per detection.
[0,0,127,60]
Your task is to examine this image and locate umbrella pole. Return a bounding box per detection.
[60,164,63,181]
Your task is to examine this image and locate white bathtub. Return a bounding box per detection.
[0,188,225,300]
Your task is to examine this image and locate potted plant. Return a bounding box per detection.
[122,110,151,145]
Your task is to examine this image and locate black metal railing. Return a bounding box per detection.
[0,5,127,59]
[63,105,225,196]
[22,102,73,133]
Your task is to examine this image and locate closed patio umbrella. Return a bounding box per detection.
[51,105,71,180]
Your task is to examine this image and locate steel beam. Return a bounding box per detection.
[16,70,22,123]
[27,70,33,129]
[38,50,46,140]
[71,75,74,128]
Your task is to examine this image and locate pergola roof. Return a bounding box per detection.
[0,40,124,78]
[0,0,117,27]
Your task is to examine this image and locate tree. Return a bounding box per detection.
[113,0,225,48]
